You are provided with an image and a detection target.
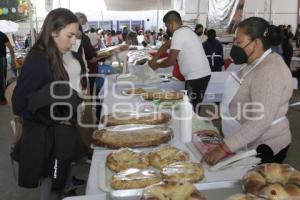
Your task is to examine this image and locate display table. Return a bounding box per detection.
[85,72,254,199]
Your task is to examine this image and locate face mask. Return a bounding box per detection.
[196,32,203,36]
[82,23,90,32]
[230,41,252,64]
[166,29,173,37]
[71,39,81,53]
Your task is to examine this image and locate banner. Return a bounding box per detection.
[208,0,245,35]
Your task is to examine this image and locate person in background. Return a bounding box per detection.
[194,24,203,36]
[294,24,300,48]
[149,10,211,114]
[157,28,164,41]
[143,30,151,44]
[87,28,100,49]
[203,29,224,72]
[75,12,105,95]
[269,25,283,56]
[0,30,16,105]
[111,30,119,45]
[98,30,107,49]
[269,25,293,68]
[195,24,207,42]
[75,14,113,124]
[126,31,138,46]
[201,17,293,165]
[137,30,145,45]
[281,29,293,68]
[75,12,89,32]
[12,8,86,199]
[105,31,113,46]
[24,33,31,49]
[122,27,129,41]
[286,25,294,40]
[149,31,156,46]
[117,31,123,44]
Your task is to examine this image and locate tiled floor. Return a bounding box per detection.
[0,90,300,200]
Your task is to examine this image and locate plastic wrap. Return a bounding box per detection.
[208,0,245,35]
[152,99,182,109]
[102,112,171,126]
[92,124,173,149]
[141,91,183,101]
[161,161,205,183]
[106,148,149,172]
[127,50,151,65]
[97,143,198,193]
[116,65,161,85]
[242,163,300,200]
[148,145,190,169]
[122,88,147,95]
[111,168,162,190]
[141,181,207,200]
[121,87,161,96]
[192,130,223,155]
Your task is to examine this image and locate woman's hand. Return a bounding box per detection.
[201,143,231,166]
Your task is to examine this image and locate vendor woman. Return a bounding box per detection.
[202,17,293,165]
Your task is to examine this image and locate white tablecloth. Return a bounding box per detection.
[86,74,252,197]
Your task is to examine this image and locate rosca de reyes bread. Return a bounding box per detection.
[92,125,173,148]
[111,168,162,189]
[141,181,206,200]
[243,163,300,200]
[103,112,171,126]
[148,145,190,169]
[106,148,149,172]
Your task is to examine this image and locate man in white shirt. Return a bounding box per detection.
[149,10,211,114]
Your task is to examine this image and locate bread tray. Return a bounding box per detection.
[109,180,242,200]
[97,140,203,193]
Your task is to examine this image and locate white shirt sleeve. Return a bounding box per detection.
[170,29,184,51]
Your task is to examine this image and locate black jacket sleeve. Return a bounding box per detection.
[12,49,53,118]
[27,83,83,126]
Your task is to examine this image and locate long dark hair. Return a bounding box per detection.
[71,25,88,90]
[33,8,78,81]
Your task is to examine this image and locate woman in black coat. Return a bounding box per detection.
[12,8,86,200]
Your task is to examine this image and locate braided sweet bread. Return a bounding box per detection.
[161,161,204,183]
[111,168,162,190]
[141,181,206,200]
[148,145,190,169]
[106,148,149,172]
